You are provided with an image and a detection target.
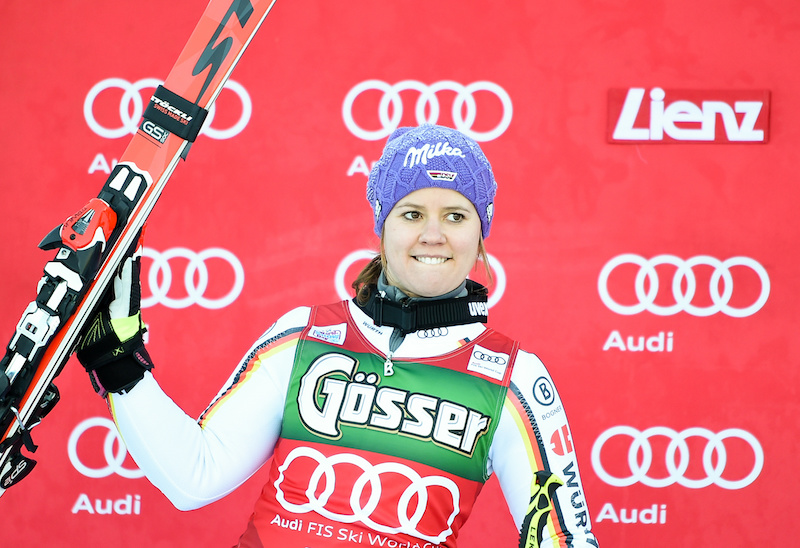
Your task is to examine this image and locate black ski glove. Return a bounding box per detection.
[75,242,154,397]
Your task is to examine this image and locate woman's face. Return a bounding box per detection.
[383,187,481,298]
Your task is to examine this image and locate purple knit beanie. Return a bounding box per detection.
[366,124,497,238]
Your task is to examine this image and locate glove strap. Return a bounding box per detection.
[76,312,154,397]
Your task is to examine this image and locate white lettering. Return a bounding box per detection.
[603,330,673,352]
[71,493,141,515]
[3,459,29,486]
[639,504,660,524]
[298,353,490,454]
[602,330,626,351]
[270,514,303,530]
[113,494,137,515]
[595,502,667,524]
[401,394,437,437]
[298,353,358,437]
[337,528,364,543]
[613,87,765,142]
[307,521,334,537]
[460,410,490,453]
[88,153,117,174]
[150,97,192,121]
[468,302,488,316]
[347,155,372,176]
[613,88,649,140]
[368,533,388,546]
[71,493,95,514]
[403,141,465,169]
[732,101,764,141]
[370,387,406,430]
[339,382,377,424]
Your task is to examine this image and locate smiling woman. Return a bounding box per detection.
[74,123,599,547]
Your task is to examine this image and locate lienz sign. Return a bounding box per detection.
[608,87,770,143]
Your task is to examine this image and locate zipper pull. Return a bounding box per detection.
[384,351,394,377]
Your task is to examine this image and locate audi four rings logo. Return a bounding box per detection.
[472,350,507,365]
[84,78,252,139]
[591,426,764,490]
[417,327,449,338]
[342,80,513,142]
[275,446,460,543]
[142,247,245,309]
[598,254,770,317]
[334,249,506,308]
[68,417,144,479]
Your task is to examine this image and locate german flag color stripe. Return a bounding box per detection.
[199,329,302,427]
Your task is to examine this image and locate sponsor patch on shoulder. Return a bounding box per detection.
[426,170,458,182]
[467,344,509,381]
[309,323,347,345]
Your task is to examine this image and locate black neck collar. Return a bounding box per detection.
[355,280,489,335]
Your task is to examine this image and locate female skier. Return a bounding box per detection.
[77,124,599,547]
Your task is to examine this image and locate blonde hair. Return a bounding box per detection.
[352,236,493,305]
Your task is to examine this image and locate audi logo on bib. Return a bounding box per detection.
[598,254,770,317]
[275,446,460,544]
[141,247,245,309]
[84,78,252,139]
[591,426,763,490]
[67,418,143,479]
[342,80,513,142]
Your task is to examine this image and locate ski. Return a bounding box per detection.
[0,0,278,496]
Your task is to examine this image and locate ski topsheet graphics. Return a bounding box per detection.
[0,0,278,496]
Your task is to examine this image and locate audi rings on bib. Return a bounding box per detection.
[591,426,763,490]
[275,446,460,543]
[472,350,507,365]
[84,77,251,140]
[142,247,245,310]
[342,80,513,142]
[417,327,449,338]
[598,254,770,317]
[68,417,144,479]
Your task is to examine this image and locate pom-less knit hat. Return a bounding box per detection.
[366,124,497,238]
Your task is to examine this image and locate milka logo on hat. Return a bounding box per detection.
[403,141,466,169]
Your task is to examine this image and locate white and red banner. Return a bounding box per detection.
[1,1,797,546]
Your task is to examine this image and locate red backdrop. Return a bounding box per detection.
[1,1,797,546]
